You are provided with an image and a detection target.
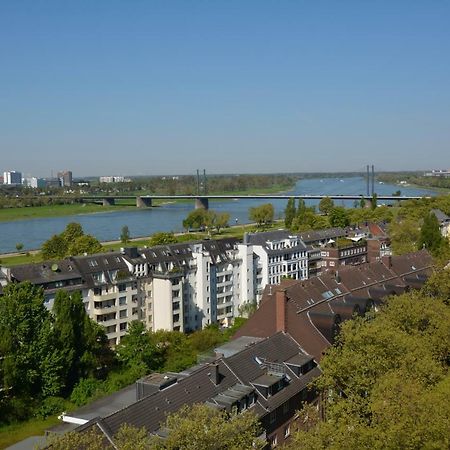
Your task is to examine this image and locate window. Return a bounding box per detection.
[118,284,126,292]
[119,309,127,318]
[271,435,277,448]
[119,296,126,306]
[119,322,127,331]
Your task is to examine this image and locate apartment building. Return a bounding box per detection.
[0,227,391,345]
[242,230,309,300]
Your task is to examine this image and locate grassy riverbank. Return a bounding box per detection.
[0,222,282,267]
[0,203,134,223]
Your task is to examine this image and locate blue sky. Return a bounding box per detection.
[1,1,449,177]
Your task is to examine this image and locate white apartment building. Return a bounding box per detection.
[242,230,309,300]
[2,233,310,344]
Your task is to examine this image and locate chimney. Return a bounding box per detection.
[275,289,287,333]
[335,270,341,283]
[382,255,392,268]
[208,363,220,385]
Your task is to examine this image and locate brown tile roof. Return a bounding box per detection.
[234,250,434,361]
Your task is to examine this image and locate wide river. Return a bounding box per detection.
[0,177,438,253]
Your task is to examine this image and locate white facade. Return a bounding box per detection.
[3,171,22,185]
[243,231,309,300]
[4,234,310,344]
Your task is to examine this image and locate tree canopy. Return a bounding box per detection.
[286,277,450,450]
[0,283,111,424]
[41,222,102,259]
[318,197,334,215]
[249,203,274,227]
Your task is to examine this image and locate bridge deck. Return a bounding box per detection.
[47,194,428,201]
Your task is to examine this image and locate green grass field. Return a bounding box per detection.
[0,416,60,449]
[0,203,135,222]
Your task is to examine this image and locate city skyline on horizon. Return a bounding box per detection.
[1,1,449,175]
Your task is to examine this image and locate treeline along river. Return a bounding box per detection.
[0,177,438,253]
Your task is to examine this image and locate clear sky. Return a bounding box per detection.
[1,1,449,177]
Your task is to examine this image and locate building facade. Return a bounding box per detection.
[3,170,22,185]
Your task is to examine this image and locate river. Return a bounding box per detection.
[0,177,438,253]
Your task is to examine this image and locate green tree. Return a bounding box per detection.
[249,203,274,227]
[150,403,265,450]
[371,193,378,210]
[389,218,421,255]
[209,211,230,233]
[61,222,84,242]
[284,197,296,228]
[15,242,24,253]
[287,291,450,450]
[318,197,334,215]
[68,234,102,256]
[115,321,160,372]
[0,283,53,421]
[182,209,210,231]
[52,290,113,393]
[41,234,68,259]
[418,213,443,256]
[120,225,131,244]
[41,222,102,259]
[296,198,307,218]
[329,207,350,228]
[149,232,177,246]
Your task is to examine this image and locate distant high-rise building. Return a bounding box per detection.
[57,170,73,187]
[25,177,46,189]
[3,171,22,185]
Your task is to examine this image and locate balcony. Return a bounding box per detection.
[92,291,118,301]
[94,303,118,313]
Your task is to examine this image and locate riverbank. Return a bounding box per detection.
[0,221,282,267]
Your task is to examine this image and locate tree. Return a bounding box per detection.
[61,222,84,242]
[182,209,210,231]
[52,290,113,394]
[388,218,421,255]
[209,211,230,233]
[15,242,24,253]
[121,225,131,244]
[296,198,307,218]
[41,222,102,259]
[150,403,265,450]
[329,207,350,228]
[0,283,51,403]
[285,197,296,228]
[149,232,177,246]
[371,193,378,210]
[418,213,443,256]
[286,291,450,450]
[41,234,68,259]
[318,197,334,215]
[68,234,103,256]
[115,321,160,371]
[249,203,274,227]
